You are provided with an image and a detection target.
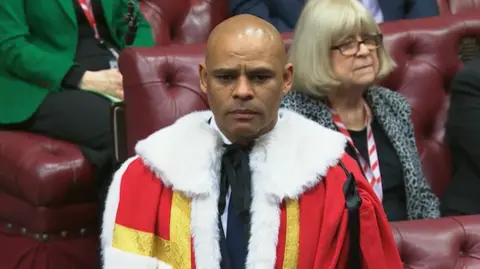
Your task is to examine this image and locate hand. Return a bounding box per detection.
[79,69,124,100]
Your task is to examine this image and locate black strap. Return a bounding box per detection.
[339,161,362,268]
[217,143,253,269]
[218,144,253,247]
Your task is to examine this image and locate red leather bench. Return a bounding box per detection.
[139,0,228,45]
[392,215,480,268]
[1,2,480,269]
[0,1,228,269]
[117,12,480,268]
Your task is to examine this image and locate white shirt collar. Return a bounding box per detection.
[209,117,232,145]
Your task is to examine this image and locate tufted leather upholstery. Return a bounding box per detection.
[0,1,229,268]
[117,13,480,267]
[391,215,480,268]
[0,132,99,269]
[437,0,480,14]
[139,0,228,45]
[120,11,480,197]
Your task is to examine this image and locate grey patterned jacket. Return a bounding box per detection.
[281,86,441,220]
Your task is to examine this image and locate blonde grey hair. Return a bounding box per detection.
[289,0,396,98]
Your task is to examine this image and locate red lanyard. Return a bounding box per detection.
[77,0,119,60]
[77,0,100,39]
[329,103,383,200]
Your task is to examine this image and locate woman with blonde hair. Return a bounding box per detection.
[281,0,440,221]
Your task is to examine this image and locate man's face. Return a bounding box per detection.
[200,33,293,143]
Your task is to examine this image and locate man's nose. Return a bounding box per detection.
[233,76,254,100]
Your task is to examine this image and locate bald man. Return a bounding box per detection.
[101,15,403,269]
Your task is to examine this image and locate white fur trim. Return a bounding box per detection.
[134,108,347,268]
[103,247,171,269]
[190,189,222,269]
[135,109,346,199]
[246,173,282,268]
[101,156,138,251]
[135,111,221,197]
[250,109,346,200]
[101,157,176,269]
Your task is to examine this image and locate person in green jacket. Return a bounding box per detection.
[0,0,154,256]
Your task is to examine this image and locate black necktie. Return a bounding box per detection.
[218,143,253,269]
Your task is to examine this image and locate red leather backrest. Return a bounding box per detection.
[391,215,480,268]
[437,0,480,14]
[138,0,228,45]
[119,12,480,197]
[120,45,208,145]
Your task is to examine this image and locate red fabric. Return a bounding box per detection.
[114,157,198,267]
[114,155,401,268]
[115,158,167,234]
[298,153,403,269]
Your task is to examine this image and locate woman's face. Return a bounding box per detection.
[330,34,381,87]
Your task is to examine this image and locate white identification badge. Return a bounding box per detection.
[109,60,118,69]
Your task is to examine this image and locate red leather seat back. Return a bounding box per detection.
[437,0,480,14]
[391,215,480,268]
[138,0,228,45]
[120,45,209,151]
[119,12,480,197]
[378,13,480,196]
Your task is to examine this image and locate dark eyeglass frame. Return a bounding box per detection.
[331,34,383,56]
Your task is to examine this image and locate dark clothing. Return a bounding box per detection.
[346,119,407,221]
[225,198,247,269]
[1,90,114,181]
[442,57,480,216]
[218,144,252,269]
[229,0,439,33]
[229,0,305,32]
[281,88,441,220]
[381,0,438,21]
[62,0,119,88]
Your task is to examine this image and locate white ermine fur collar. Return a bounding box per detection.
[134,108,346,269]
[135,108,346,200]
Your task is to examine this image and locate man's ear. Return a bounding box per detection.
[199,62,208,94]
[282,63,293,96]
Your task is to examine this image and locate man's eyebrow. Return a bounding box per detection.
[245,67,275,73]
[211,67,275,75]
[212,68,239,74]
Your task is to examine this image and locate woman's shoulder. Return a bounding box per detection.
[281,90,327,108]
[368,86,410,112]
[281,90,331,123]
[282,90,314,104]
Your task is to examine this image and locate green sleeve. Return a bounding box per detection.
[0,0,75,91]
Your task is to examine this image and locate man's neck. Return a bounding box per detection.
[210,113,280,145]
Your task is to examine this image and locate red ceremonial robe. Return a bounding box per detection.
[101,109,403,269]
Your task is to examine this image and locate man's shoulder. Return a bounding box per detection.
[116,156,165,188]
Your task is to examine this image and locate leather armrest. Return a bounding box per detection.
[0,131,94,206]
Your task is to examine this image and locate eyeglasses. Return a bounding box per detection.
[331,34,383,56]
